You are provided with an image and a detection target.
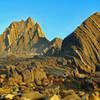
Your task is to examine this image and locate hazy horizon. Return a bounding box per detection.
[0,0,100,40]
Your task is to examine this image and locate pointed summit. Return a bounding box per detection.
[35,22,40,25]
[35,22,41,29]
[26,17,35,25]
[35,22,45,38]
[26,17,33,22]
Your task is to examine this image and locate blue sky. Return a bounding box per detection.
[0,0,100,40]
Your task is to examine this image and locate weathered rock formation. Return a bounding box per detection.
[0,17,49,54]
[44,38,63,56]
[61,12,100,74]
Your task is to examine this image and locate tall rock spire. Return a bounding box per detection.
[0,17,49,54]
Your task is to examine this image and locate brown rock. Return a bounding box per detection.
[61,12,100,74]
[61,90,81,100]
[34,67,47,86]
[0,17,50,55]
[82,93,89,100]
[89,92,100,100]
[48,95,61,100]
[20,91,44,100]
[44,38,63,56]
[0,74,6,79]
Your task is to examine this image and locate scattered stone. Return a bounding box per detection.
[41,85,60,96]
[20,91,45,100]
[60,89,81,100]
[34,67,48,86]
[78,91,85,96]
[81,93,89,100]
[89,92,100,100]
[63,94,81,100]
[1,94,14,100]
[0,78,4,83]
[48,95,60,100]
[0,74,6,79]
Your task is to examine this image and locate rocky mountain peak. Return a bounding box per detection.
[26,17,35,25]
[0,17,49,54]
[35,22,45,38]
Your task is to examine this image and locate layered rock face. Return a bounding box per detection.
[61,13,100,73]
[0,17,49,54]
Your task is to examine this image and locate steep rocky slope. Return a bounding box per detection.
[0,17,50,54]
[61,12,100,74]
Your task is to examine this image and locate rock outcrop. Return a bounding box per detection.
[0,17,49,55]
[61,12,100,74]
[44,38,63,56]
